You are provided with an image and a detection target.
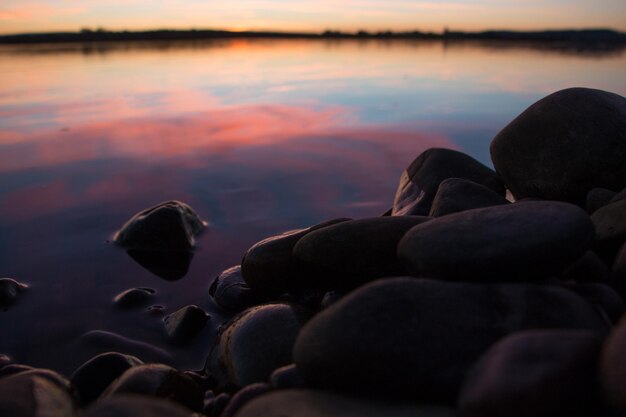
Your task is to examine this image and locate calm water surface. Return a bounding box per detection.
[0,39,625,374]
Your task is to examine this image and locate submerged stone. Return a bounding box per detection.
[0,277,28,308]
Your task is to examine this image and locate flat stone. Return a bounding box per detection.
[205,303,308,391]
[490,88,626,205]
[398,201,593,281]
[242,218,350,296]
[429,178,509,217]
[70,352,143,405]
[235,389,458,417]
[391,147,504,216]
[114,200,206,251]
[0,277,28,307]
[459,330,603,417]
[293,216,430,289]
[600,314,626,414]
[0,370,75,417]
[114,287,155,308]
[294,278,606,403]
[209,266,265,313]
[82,394,193,417]
[163,305,209,343]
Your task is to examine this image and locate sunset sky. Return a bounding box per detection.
[1,0,625,35]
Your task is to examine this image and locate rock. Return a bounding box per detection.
[146,305,166,316]
[99,364,203,411]
[205,303,308,391]
[0,364,34,378]
[560,251,612,283]
[270,364,307,389]
[0,277,28,307]
[70,352,143,405]
[82,394,193,417]
[203,392,231,417]
[429,178,510,217]
[242,218,350,296]
[114,287,155,308]
[209,266,265,313]
[600,315,626,414]
[126,249,194,281]
[391,147,504,216]
[80,330,173,364]
[293,216,430,289]
[592,197,626,244]
[0,354,10,369]
[565,282,625,325]
[235,389,458,417]
[0,370,75,417]
[611,187,626,203]
[294,278,606,403]
[114,200,206,251]
[163,305,209,343]
[490,88,626,205]
[398,201,593,281]
[586,188,617,214]
[220,383,271,417]
[459,330,603,417]
[319,290,344,310]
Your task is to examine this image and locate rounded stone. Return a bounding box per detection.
[163,305,209,343]
[82,394,193,417]
[0,277,28,308]
[490,88,626,205]
[391,147,504,216]
[429,177,510,217]
[0,370,75,417]
[220,383,271,417]
[586,188,617,214]
[591,197,626,244]
[269,364,306,389]
[294,278,606,403]
[113,287,155,308]
[600,314,626,414]
[209,266,265,313]
[398,201,594,281]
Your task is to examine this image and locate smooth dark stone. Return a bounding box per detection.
[294,278,606,403]
[220,383,271,417]
[163,305,209,343]
[611,187,626,203]
[270,364,307,389]
[429,177,509,217]
[398,201,593,281]
[241,218,351,296]
[203,392,230,417]
[319,290,344,310]
[592,198,626,244]
[70,352,143,405]
[600,315,626,414]
[114,200,206,251]
[80,330,173,364]
[391,147,504,216]
[82,394,193,417]
[614,243,626,277]
[586,188,617,214]
[113,287,155,308]
[205,303,308,391]
[0,370,75,417]
[0,354,10,369]
[127,248,193,281]
[209,266,265,313]
[0,277,28,307]
[459,330,603,417]
[236,389,458,417]
[100,364,203,411]
[293,216,430,289]
[565,282,625,325]
[490,88,626,205]
[0,364,34,378]
[560,251,612,283]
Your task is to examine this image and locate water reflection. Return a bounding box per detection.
[126,249,194,281]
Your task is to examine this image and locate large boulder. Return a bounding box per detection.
[398,201,593,281]
[490,88,626,205]
[391,148,504,216]
[294,278,606,403]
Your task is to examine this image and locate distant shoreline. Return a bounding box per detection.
[1,28,625,45]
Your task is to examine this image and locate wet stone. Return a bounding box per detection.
[270,364,307,390]
[490,88,626,205]
[70,352,143,405]
[82,394,193,417]
[220,382,271,417]
[0,277,28,308]
[429,177,509,217]
[203,392,231,417]
[398,201,594,281]
[163,305,209,343]
[391,147,504,216]
[0,364,34,378]
[114,287,155,308]
[209,266,265,313]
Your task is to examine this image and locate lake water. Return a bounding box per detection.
[1,39,625,375]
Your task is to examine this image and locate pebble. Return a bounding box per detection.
[429,177,509,217]
[113,287,155,308]
[0,369,75,417]
[209,266,265,313]
[163,305,210,343]
[0,277,28,308]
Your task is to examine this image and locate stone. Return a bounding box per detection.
[220,383,271,417]
[205,303,308,391]
[209,266,265,313]
[611,187,626,203]
[0,370,75,417]
[114,287,155,308]
[80,330,173,364]
[0,354,10,369]
[565,282,625,325]
[293,216,430,289]
[0,277,28,307]
[459,330,603,417]
[600,314,626,414]
[391,147,504,216]
[294,278,606,403]
[490,88,626,205]
[429,178,509,217]
[163,305,209,343]
[99,364,203,411]
[242,218,350,296]
[559,251,612,283]
[586,188,617,214]
[203,392,230,417]
[81,394,193,417]
[270,364,307,389]
[235,389,458,417]
[398,201,593,281]
[0,364,34,378]
[114,200,206,251]
[70,352,143,405]
[592,198,626,244]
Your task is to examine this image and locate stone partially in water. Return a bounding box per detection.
[0,278,28,308]
[429,177,509,217]
[209,266,265,313]
[391,148,504,216]
[114,200,206,251]
[0,370,76,417]
[163,305,209,343]
[82,394,193,417]
[490,88,626,205]
[114,287,155,308]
